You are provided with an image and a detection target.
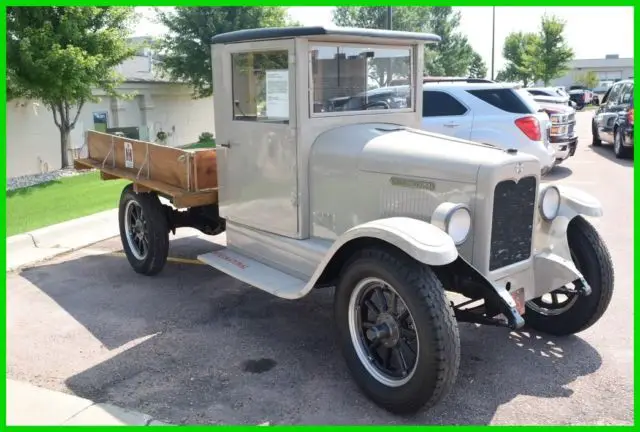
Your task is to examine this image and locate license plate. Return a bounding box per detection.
[511,288,526,315]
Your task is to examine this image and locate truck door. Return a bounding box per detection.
[215,39,299,238]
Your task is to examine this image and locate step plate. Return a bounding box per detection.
[197,248,307,299]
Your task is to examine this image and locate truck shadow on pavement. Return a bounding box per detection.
[18,239,603,425]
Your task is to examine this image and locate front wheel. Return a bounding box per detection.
[334,248,460,414]
[592,120,602,146]
[118,184,170,276]
[525,216,614,336]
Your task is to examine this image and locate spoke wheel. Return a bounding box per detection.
[526,249,580,316]
[118,184,169,276]
[524,216,614,336]
[348,277,419,387]
[334,247,460,414]
[124,200,149,261]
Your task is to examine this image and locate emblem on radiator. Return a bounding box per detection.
[514,162,524,175]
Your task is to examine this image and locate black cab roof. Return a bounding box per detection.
[210,25,441,45]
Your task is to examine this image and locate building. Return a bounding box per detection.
[537,54,633,89]
[6,38,215,178]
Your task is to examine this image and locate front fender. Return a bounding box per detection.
[534,183,602,265]
[301,217,458,296]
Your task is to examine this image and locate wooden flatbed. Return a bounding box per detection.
[74,130,218,208]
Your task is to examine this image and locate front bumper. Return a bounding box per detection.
[552,136,578,162]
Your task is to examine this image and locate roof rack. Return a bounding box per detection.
[423,76,495,84]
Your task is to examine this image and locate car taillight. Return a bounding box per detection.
[515,116,541,141]
[628,108,634,125]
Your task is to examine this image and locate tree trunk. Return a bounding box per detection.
[59,126,71,168]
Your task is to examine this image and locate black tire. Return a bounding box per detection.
[334,247,460,415]
[591,120,602,146]
[524,216,614,336]
[118,184,169,276]
[613,127,632,159]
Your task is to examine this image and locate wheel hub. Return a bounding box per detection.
[366,313,400,348]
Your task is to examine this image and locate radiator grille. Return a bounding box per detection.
[489,176,537,270]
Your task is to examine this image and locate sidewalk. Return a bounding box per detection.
[6,198,179,272]
[6,208,119,272]
[7,379,169,426]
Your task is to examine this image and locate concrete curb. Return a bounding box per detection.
[6,208,119,272]
[7,379,170,426]
[7,198,177,272]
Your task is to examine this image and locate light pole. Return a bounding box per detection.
[491,6,496,80]
[386,7,393,30]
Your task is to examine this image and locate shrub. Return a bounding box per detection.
[198,132,214,143]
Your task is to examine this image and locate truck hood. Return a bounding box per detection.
[354,124,538,183]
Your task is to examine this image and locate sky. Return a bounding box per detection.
[134,6,634,75]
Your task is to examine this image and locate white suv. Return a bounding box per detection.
[420,80,555,174]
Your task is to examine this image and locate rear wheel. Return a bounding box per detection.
[524,216,614,336]
[118,184,169,276]
[591,120,602,146]
[334,247,460,414]
[613,128,632,159]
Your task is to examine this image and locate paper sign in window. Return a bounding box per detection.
[266,70,289,119]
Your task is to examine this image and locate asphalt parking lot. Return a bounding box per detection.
[7,110,633,425]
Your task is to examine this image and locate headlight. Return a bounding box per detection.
[431,202,472,245]
[539,185,561,220]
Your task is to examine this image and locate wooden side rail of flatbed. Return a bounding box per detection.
[73,130,218,208]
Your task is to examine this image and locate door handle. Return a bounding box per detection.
[219,141,231,148]
[444,122,460,128]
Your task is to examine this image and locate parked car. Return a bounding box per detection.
[592,78,634,158]
[420,79,555,174]
[526,86,572,106]
[568,88,593,109]
[537,102,578,163]
[518,90,578,165]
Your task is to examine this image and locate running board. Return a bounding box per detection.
[197,248,307,300]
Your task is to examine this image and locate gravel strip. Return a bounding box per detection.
[7,168,95,192]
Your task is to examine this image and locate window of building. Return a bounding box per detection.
[231,50,290,123]
[422,91,467,117]
[310,44,413,115]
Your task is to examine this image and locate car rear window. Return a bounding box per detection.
[466,88,535,114]
[422,90,468,116]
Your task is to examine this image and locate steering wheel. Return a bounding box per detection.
[364,100,391,110]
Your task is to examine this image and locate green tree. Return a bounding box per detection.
[332,7,478,81]
[423,7,476,77]
[155,7,293,98]
[531,14,574,85]
[332,7,430,86]
[7,6,138,167]
[468,52,488,79]
[500,31,539,85]
[575,70,599,89]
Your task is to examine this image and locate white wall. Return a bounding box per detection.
[6,83,215,178]
[148,94,215,147]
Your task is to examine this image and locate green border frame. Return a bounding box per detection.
[2,2,637,429]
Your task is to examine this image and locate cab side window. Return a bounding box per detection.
[422,90,467,117]
[231,50,290,123]
[606,83,623,106]
[620,83,634,105]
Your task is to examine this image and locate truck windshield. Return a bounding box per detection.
[309,44,413,115]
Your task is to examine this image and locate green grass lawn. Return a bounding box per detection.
[6,171,129,237]
[182,139,216,150]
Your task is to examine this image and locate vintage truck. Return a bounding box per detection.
[75,26,614,415]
